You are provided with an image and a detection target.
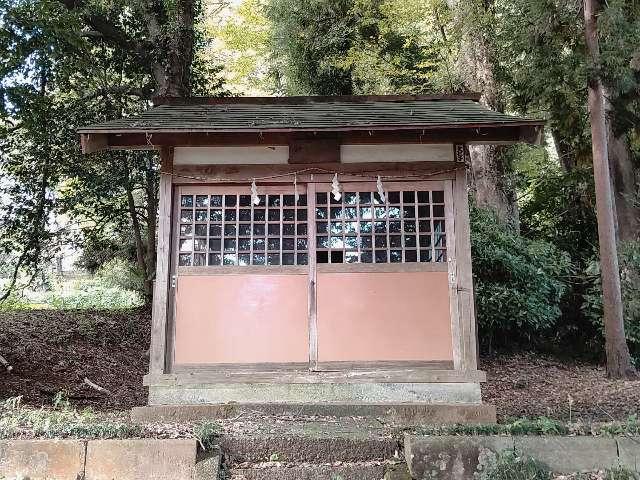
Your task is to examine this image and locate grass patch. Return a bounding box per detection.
[477,450,551,480]
[417,417,568,436]
[415,416,640,437]
[0,396,140,440]
[477,451,639,480]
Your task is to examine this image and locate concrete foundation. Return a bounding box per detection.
[131,402,497,424]
[147,382,482,405]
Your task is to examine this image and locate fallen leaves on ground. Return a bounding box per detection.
[482,354,640,421]
[1,309,639,423]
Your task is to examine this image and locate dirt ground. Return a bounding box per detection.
[1,309,639,421]
[0,309,149,410]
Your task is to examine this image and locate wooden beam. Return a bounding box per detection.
[289,136,340,164]
[453,164,478,370]
[98,125,540,151]
[149,147,174,375]
[143,366,487,385]
[171,161,460,185]
[445,181,463,371]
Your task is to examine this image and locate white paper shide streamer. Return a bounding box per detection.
[331,173,342,201]
[376,175,386,203]
[250,179,260,205]
[294,174,300,204]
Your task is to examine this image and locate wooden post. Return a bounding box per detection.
[149,147,174,375]
[307,181,318,370]
[584,0,637,379]
[453,165,478,371]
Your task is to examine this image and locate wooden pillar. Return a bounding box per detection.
[453,162,478,371]
[149,147,174,374]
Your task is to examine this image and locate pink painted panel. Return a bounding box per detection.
[317,271,452,362]
[174,274,309,364]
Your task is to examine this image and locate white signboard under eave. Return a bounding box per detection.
[172,144,455,165]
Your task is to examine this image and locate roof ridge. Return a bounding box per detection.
[152,94,482,106]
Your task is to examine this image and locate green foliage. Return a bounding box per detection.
[0,0,228,301]
[597,415,640,437]
[94,258,144,293]
[193,421,220,450]
[418,417,567,437]
[518,165,598,264]
[264,0,455,95]
[471,206,572,350]
[581,242,640,361]
[0,290,31,311]
[265,0,356,94]
[476,450,551,480]
[45,281,143,310]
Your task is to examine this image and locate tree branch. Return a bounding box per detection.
[55,0,151,61]
[78,84,154,102]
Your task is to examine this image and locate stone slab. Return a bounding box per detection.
[616,437,640,471]
[148,383,482,405]
[404,435,514,480]
[132,403,496,425]
[0,439,85,480]
[514,436,619,473]
[85,438,197,480]
[229,463,387,480]
[220,435,397,464]
[195,453,221,480]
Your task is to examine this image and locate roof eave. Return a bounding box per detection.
[79,123,544,154]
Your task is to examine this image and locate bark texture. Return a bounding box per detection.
[607,122,640,244]
[584,0,637,379]
[447,0,519,228]
[141,0,196,97]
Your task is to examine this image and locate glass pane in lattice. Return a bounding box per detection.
[177,190,309,267]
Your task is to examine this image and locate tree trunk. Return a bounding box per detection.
[607,123,639,243]
[142,0,196,97]
[584,0,637,379]
[145,158,158,295]
[126,179,151,301]
[447,0,519,228]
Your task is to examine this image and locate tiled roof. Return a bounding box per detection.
[78,96,542,134]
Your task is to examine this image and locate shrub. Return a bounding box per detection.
[470,207,572,351]
[581,241,640,361]
[94,258,144,293]
[45,281,143,309]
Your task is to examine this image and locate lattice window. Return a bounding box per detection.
[314,189,446,264]
[178,193,309,266]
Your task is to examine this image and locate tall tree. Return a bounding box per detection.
[446,0,519,227]
[265,0,452,96]
[0,0,222,302]
[584,0,637,379]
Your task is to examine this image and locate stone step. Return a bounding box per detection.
[228,461,397,480]
[133,403,496,425]
[218,434,399,464]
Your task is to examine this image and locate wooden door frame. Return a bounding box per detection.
[151,163,476,377]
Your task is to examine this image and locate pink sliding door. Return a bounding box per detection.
[171,185,310,367]
[170,180,455,370]
[311,182,454,366]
